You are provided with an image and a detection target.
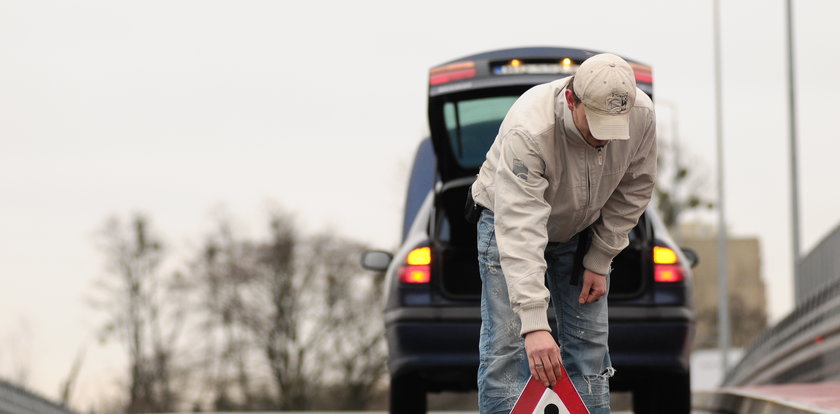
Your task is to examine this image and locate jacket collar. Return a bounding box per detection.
[561,93,588,147]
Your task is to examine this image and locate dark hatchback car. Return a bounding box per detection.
[363,47,697,414]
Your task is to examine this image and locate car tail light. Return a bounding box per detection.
[629,63,653,84]
[429,61,476,85]
[653,246,684,283]
[654,264,684,282]
[399,247,431,284]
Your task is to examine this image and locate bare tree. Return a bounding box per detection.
[93,215,185,413]
[59,347,86,407]
[93,210,387,411]
[183,212,317,410]
[184,218,273,411]
[184,211,387,410]
[654,139,715,234]
[303,233,387,409]
[251,213,318,409]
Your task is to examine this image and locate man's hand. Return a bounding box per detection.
[524,330,562,387]
[579,269,607,304]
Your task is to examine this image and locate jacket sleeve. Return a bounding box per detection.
[492,128,553,336]
[583,109,657,275]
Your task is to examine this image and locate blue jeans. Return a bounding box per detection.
[476,209,613,414]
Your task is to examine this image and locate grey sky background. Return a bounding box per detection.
[2,0,839,409]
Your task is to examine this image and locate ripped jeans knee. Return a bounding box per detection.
[573,368,615,411]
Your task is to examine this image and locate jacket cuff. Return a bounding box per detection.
[583,244,614,276]
[518,303,551,336]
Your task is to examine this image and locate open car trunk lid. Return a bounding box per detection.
[426,47,653,183]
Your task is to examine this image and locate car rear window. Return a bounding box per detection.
[443,96,518,169]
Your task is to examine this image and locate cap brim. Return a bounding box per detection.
[586,109,630,141]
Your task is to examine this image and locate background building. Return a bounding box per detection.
[680,223,768,350]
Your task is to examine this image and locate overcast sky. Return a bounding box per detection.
[2,0,839,409]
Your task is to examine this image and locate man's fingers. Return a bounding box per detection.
[580,270,608,304]
[531,358,548,386]
[529,357,537,380]
[548,354,563,387]
[535,348,563,387]
[579,277,593,304]
[530,357,546,386]
[586,288,601,303]
[542,356,557,387]
[548,352,563,384]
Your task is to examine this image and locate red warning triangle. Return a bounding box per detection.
[509,366,589,414]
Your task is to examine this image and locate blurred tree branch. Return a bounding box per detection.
[655,138,715,235]
[181,209,386,410]
[93,215,185,413]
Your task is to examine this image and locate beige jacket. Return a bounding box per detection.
[471,77,656,336]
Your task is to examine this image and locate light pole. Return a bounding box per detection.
[785,0,802,305]
[712,0,731,374]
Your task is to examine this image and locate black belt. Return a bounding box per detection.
[464,190,485,225]
[570,227,592,286]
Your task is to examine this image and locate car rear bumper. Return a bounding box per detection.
[609,320,693,369]
[386,319,480,390]
[385,305,693,385]
[385,304,692,321]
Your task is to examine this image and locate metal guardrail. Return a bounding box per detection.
[799,225,840,306]
[0,379,77,414]
[723,275,840,386]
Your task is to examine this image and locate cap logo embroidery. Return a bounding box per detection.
[605,92,628,114]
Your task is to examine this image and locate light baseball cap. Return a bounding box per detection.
[573,53,637,140]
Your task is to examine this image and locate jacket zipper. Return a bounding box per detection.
[583,145,602,229]
[584,147,592,216]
